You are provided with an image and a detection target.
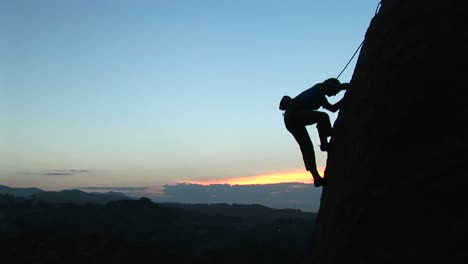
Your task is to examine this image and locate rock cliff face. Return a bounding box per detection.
[312,0,468,262]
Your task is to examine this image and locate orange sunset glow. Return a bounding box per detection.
[187,168,325,186]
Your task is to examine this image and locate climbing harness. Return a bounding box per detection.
[336,1,382,80]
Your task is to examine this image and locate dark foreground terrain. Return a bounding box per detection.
[0,194,316,264]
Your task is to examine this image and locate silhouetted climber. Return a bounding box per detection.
[279,78,349,187]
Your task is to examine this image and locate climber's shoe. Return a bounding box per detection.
[319,142,334,152]
[313,177,327,187]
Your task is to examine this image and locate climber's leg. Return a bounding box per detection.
[284,124,325,186]
[293,110,332,151]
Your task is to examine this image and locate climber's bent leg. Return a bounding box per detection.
[293,110,332,147]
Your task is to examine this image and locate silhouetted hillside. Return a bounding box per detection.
[312,0,468,263]
[0,194,316,264]
[0,185,43,197]
[0,185,130,204]
[32,189,129,205]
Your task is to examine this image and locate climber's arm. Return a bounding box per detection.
[322,97,345,113]
[339,83,351,91]
[322,83,349,112]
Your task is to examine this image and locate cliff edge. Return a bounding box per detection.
[312,0,468,262]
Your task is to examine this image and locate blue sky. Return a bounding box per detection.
[1,0,378,190]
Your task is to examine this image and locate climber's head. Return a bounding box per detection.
[279,95,292,110]
[322,78,342,96]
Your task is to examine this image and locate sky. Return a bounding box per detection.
[1,0,379,191]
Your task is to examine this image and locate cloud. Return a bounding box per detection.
[161,183,322,212]
[78,187,155,197]
[35,169,90,176]
[188,170,314,185]
[43,172,73,176]
[77,183,322,212]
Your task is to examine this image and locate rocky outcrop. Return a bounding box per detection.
[312,0,468,262]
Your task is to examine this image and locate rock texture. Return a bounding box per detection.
[312,0,468,263]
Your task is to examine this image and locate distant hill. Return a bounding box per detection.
[0,184,43,197]
[0,185,129,205]
[163,202,315,220]
[32,189,129,205]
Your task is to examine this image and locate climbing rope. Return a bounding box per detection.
[375,1,382,14]
[336,40,364,80]
[336,1,382,80]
